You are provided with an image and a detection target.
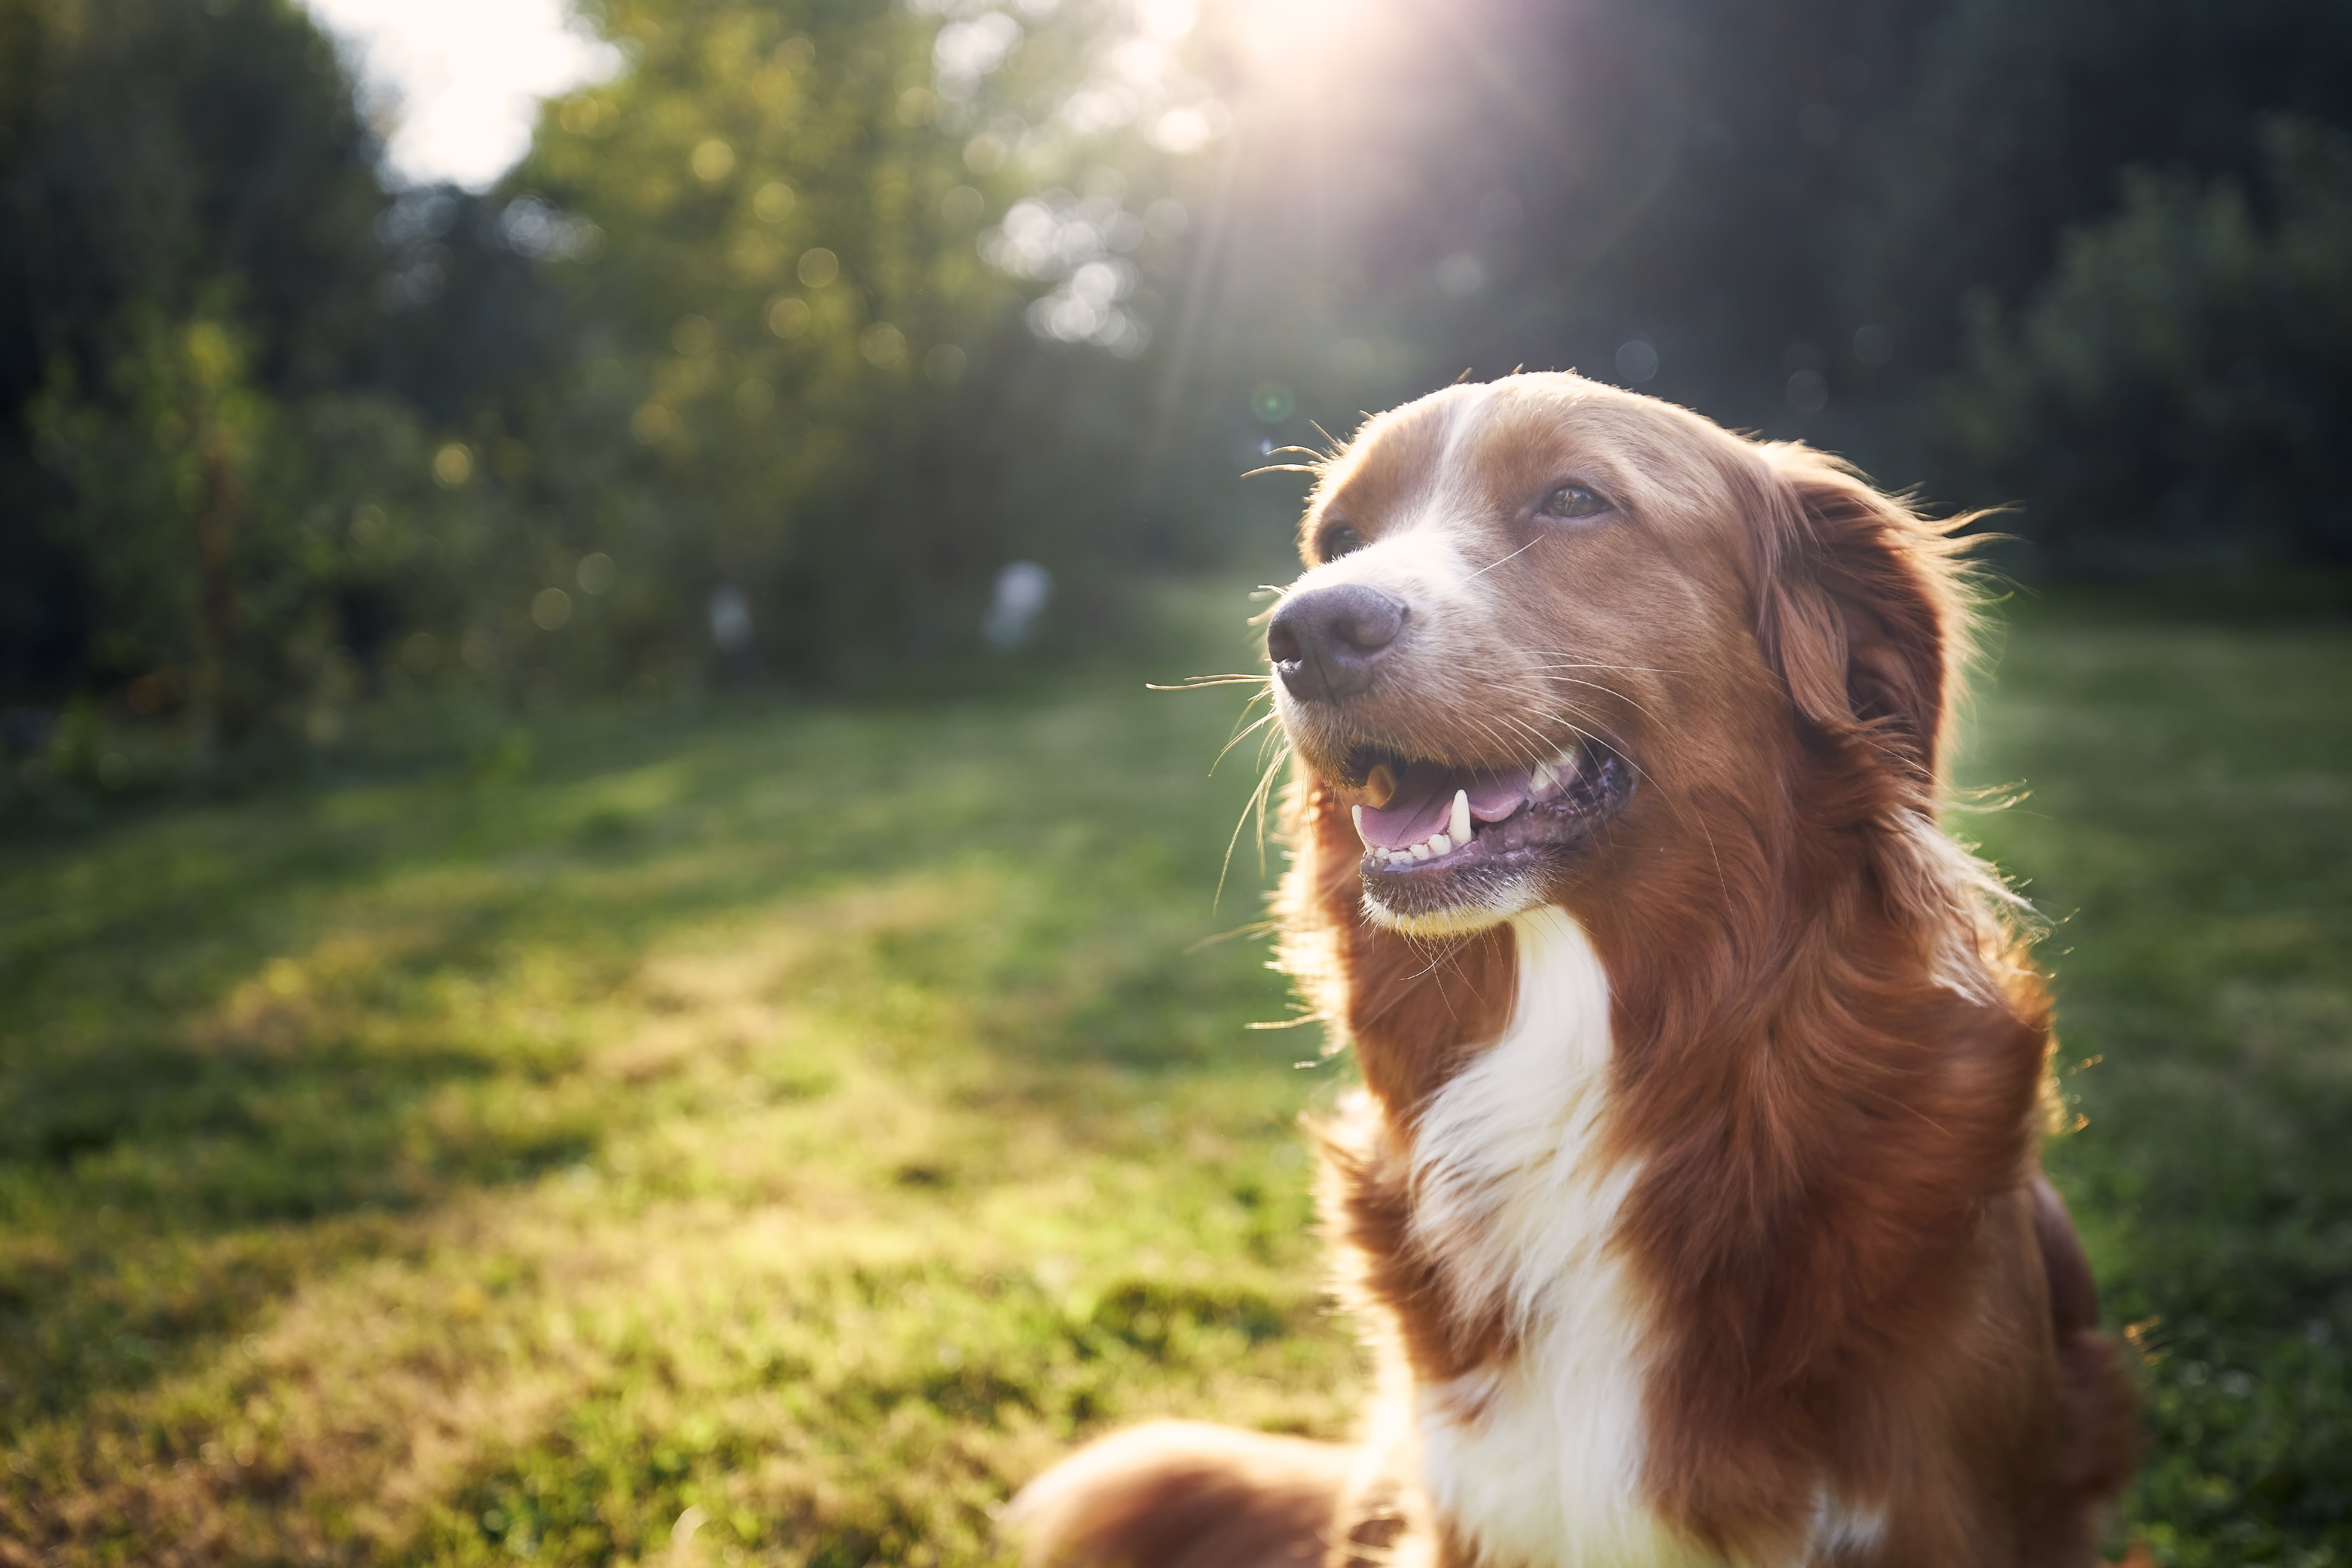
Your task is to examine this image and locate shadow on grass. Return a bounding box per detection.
[0,600,1302,1445]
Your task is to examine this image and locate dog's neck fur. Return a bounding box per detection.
[1405,907,1706,1568]
[1311,769,2053,1565]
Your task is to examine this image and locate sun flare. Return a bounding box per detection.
[1220,0,1401,84]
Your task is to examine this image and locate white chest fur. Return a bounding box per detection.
[1407,908,1714,1568]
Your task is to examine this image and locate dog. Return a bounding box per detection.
[1008,373,2138,1567]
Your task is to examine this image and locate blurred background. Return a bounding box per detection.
[6,0,2350,753]
[0,0,2347,1564]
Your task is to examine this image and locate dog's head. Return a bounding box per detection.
[1269,372,1966,938]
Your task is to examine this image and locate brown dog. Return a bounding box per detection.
[1009,373,2137,1567]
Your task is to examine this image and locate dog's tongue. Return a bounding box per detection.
[1355,761,1533,850]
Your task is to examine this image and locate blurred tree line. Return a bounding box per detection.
[3,0,2349,755]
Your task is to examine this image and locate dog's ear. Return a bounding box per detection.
[1745,447,1968,789]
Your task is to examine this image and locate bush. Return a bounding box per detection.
[1937,118,2352,573]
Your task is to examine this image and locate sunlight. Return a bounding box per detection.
[299,0,621,188]
[1224,0,1391,83]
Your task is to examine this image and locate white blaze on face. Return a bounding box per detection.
[1409,909,1714,1568]
[1280,516,1479,651]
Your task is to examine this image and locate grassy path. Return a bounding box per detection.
[1,592,2345,1565]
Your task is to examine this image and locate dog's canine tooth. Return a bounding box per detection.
[1449,789,1472,843]
[1352,804,1369,846]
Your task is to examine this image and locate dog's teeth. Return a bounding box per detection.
[1409,842,1431,861]
[1449,788,1471,843]
[1531,760,1558,794]
[1351,804,1369,846]
[1555,749,1579,778]
[1428,833,1451,855]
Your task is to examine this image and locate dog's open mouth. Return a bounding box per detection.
[1344,740,1634,904]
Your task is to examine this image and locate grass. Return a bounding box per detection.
[1958,601,2352,1566]
[0,582,2346,1566]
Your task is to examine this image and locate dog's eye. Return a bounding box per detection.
[1539,484,1611,521]
[1317,523,1362,561]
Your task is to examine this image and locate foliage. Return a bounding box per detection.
[1936,119,2352,572]
[487,0,1195,682]
[25,303,510,746]
[0,0,389,701]
[8,0,2352,732]
[0,586,2344,1563]
[1846,0,2352,389]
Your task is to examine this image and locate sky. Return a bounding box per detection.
[299,0,622,189]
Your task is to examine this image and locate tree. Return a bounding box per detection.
[0,0,387,706]
[1937,119,2352,571]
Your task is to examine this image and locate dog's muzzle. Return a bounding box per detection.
[1266,585,1408,703]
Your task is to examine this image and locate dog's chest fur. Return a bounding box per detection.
[1404,909,1713,1568]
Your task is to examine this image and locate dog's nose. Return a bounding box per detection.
[1267,585,1408,702]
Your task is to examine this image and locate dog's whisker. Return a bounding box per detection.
[1525,660,1681,676]
[1220,745,1289,912]
[1455,534,1547,585]
[1148,673,1274,691]
[1525,650,1683,672]
[1211,710,1278,771]
[1538,672,1668,728]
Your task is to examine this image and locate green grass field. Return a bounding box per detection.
[1,585,2346,1566]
